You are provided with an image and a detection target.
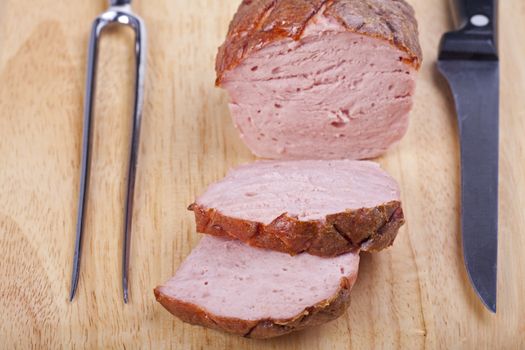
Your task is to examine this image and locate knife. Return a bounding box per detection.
[438,0,499,312]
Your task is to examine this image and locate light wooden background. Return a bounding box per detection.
[0,0,524,348]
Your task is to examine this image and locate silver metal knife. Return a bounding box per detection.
[438,0,499,312]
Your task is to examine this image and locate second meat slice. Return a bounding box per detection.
[189,159,405,256]
[155,236,359,338]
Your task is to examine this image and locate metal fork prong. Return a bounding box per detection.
[70,18,106,302]
[70,0,146,303]
[122,16,147,304]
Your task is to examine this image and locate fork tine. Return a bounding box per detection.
[71,1,147,303]
[122,16,147,304]
[70,18,105,302]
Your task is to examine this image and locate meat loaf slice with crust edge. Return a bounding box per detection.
[216,0,422,160]
[189,160,405,256]
[154,236,359,338]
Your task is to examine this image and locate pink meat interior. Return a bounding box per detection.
[221,14,417,159]
[196,159,400,224]
[157,236,359,321]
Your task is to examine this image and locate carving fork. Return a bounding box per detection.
[69,0,146,303]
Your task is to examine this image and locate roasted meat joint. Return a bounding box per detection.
[155,0,420,338]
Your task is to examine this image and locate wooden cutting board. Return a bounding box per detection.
[1,0,524,348]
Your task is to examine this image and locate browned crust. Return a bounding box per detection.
[154,276,354,339]
[188,201,404,257]
[215,0,422,85]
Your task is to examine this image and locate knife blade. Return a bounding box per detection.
[437,0,499,312]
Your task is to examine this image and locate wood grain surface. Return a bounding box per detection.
[1,0,524,348]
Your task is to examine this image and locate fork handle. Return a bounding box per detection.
[110,0,131,5]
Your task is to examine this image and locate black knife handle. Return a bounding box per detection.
[439,0,498,60]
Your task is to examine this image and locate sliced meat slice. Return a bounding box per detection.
[190,159,404,256]
[154,236,359,338]
[216,0,422,160]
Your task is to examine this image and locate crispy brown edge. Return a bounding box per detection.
[215,0,422,85]
[154,275,355,339]
[188,201,404,257]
